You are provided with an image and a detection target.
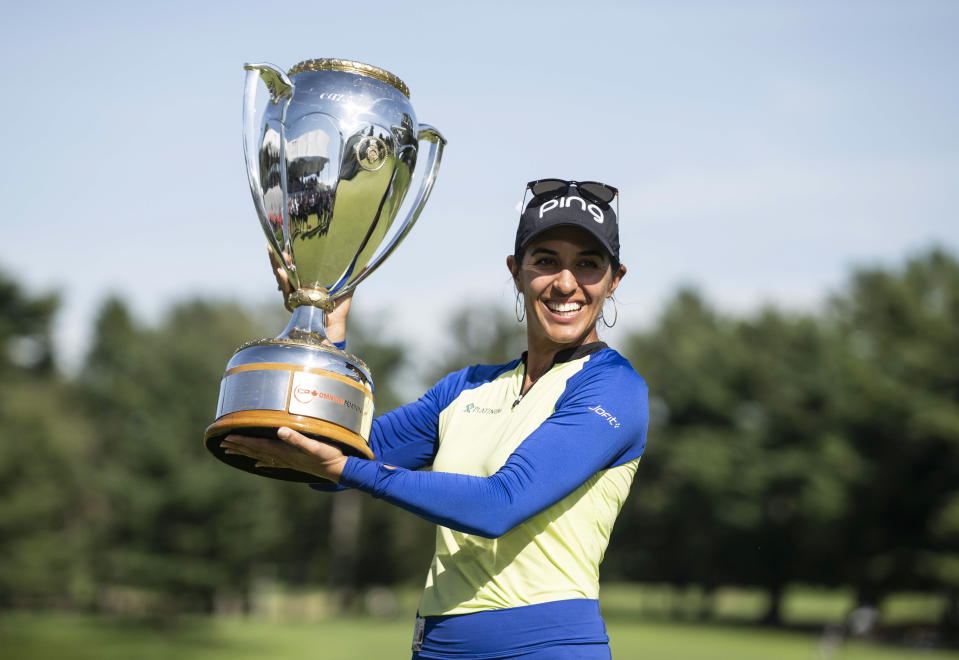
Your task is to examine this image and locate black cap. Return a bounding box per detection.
[514,186,620,266]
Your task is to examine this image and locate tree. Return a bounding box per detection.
[827,248,959,620]
[0,270,57,375]
[80,298,288,613]
[614,289,851,624]
[613,290,749,605]
[0,270,93,608]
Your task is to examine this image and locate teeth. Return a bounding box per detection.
[545,301,582,313]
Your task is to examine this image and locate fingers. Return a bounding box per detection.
[222,434,271,452]
[221,434,284,468]
[277,426,311,449]
[220,429,346,480]
[266,244,293,299]
[221,430,312,460]
[277,427,346,461]
[267,244,281,269]
[267,244,294,268]
[276,427,335,453]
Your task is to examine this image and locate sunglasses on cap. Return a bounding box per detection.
[526,179,619,205]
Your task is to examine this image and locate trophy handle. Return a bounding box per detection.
[242,63,297,287]
[337,124,447,295]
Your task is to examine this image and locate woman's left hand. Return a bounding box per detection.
[267,243,353,346]
[221,427,349,482]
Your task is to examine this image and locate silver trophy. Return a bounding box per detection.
[204,58,446,482]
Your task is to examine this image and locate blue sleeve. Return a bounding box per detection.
[309,372,454,492]
[338,363,648,538]
[365,386,446,469]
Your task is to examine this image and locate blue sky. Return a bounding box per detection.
[1,0,957,371]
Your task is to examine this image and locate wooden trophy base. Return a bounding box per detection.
[204,410,374,483]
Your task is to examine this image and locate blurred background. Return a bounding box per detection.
[1,1,958,658]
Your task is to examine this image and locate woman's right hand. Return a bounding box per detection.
[221,427,349,482]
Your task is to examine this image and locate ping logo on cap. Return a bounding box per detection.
[539,196,605,224]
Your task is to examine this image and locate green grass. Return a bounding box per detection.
[1,612,956,660]
[599,583,948,626]
[609,619,956,660]
[0,614,407,660]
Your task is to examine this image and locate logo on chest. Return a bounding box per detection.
[463,402,503,415]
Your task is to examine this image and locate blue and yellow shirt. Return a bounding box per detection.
[336,342,648,656]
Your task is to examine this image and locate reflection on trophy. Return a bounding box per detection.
[204,58,446,482]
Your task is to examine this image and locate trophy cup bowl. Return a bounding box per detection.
[204,58,446,482]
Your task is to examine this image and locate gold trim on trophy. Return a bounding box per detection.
[287,286,335,311]
[225,363,373,396]
[231,338,373,375]
[288,58,411,98]
[205,409,376,475]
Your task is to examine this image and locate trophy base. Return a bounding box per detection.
[205,335,376,483]
[205,409,374,483]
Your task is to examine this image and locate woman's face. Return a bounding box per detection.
[508,226,626,352]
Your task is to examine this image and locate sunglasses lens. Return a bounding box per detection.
[576,182,617,204]
[529,179,568,198]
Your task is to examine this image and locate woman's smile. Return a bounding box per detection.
[543,300,585,317]
[529,276,600,345]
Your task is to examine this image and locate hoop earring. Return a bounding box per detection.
[601,296,618,328]
[515,291,526,323]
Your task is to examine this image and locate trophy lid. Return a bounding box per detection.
[288,58,410,98]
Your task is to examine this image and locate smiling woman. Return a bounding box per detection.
[508,198,626,383]
[222,178,649,660]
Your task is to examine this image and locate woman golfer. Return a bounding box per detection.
[223,178,649,659]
